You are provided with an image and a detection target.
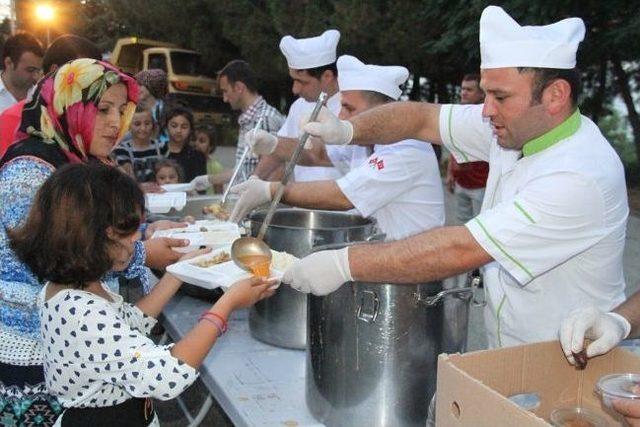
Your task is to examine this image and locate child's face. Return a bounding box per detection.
[168,115,191,146]
[156,166,179,185]
[194,131,212,156]
[107,229,142,272]
[130,111,154,141]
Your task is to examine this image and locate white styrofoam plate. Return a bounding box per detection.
[167,247,296,290]
[145,192,187,213]
[152,223,241,253]
[161,183,195,192]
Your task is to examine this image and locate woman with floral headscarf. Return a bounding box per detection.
[0,58,143,426]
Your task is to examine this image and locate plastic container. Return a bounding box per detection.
[549,406,608,427]
[596,373,640,409]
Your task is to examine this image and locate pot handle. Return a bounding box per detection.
[415,287,474,307]
[357,290,379,323]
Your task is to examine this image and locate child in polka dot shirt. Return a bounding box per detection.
[10,163,276,426]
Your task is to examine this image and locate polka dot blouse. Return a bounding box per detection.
[38,282,198,409]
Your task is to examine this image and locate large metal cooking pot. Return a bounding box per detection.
[248,209,376,349]
[307,243,472,427]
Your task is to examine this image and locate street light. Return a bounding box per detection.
[35,4,55,46]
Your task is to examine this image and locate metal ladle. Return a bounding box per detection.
[231,92,328,272]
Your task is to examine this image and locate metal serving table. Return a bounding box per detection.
[161,293,324,427]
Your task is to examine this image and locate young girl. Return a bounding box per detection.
[113,107,168,182]
[154,159,183,185]
[10,163,275,426]
[165,107,206,182]
[194,125,224,194]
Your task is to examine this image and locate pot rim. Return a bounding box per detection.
[249,209,375,231]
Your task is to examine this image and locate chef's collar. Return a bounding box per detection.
[522,108,581,157]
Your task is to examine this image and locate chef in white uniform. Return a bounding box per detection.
[251,30,368,182]
[229,55,445,240]
[283,6,629,349]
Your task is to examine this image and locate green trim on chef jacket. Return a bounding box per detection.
[514,201,536,224]
[496,294,507,348]
[447,105,470,162]
[473,218,534,280]
[522,109,581,157]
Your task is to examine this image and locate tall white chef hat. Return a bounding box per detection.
[337,55,409,100]
[279,29,340,70]
[480,5,585,69]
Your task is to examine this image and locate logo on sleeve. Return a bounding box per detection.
[368,157,385,170]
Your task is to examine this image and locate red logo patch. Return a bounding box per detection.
[368,157,385,170]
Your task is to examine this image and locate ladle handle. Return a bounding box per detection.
[257,92,328,240]
[222,115,265,204]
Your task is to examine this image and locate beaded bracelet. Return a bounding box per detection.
[199,310,228,334]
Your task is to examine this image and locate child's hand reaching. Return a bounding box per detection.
[223,276,278,309]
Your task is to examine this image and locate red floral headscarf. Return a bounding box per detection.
[16,58,138,164]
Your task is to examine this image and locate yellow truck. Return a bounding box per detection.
[110,37,234,143]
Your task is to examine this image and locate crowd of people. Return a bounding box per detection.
[0,4,640,426]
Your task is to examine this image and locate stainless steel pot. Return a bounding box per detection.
[248,209,375,349]
[306,244,472,427]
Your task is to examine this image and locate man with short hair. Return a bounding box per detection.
[0,34,99,158]
[229,55,444,241]
[0,31,44,113]
[190,59,285,190]
[445,73,489,223]
[285,6,628,349]
[250,30,368,183]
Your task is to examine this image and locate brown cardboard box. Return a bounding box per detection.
[436,340,640,426]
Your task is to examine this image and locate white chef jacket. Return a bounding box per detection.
[277,93,368,181]
[0,74,18,114]
[337,140,444,241]
[440,104,628,348]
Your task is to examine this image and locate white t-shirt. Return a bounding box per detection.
[337,140,444,241]
[277,93,368,181]
[440,104,628,348]
[0,74,18,114]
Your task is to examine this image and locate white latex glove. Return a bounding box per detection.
[282,248,352,295]
[228,178,272,223]
[247,128,278,155]
[302,106,353,145]
[559,307,631,364]
[190,174,212,192]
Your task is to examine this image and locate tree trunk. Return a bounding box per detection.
[591,58,608,125]
[409,73,421,101]
[611,56,640,163]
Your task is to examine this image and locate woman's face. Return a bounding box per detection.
[130,111,154,142]
[168,115,191,146]
[90,83,128,161]
[107,228,142,272]
[156,166,179,184]
[194,131,211,155]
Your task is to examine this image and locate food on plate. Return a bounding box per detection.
[238,254,271,278]
[203,202,229,220]
[572,349,588,370]
[193,251,231,268]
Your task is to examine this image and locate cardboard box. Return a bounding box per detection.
[436,341,640,426]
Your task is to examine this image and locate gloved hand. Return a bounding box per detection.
[229,178,273,223]
[559,307,631,365]
[190,174,212,192]
[282,248,352,295]
[302,106,353,145]
[247,128,278,155]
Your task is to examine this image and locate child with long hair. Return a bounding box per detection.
[10,163,275,426]
[165,107,206,182]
